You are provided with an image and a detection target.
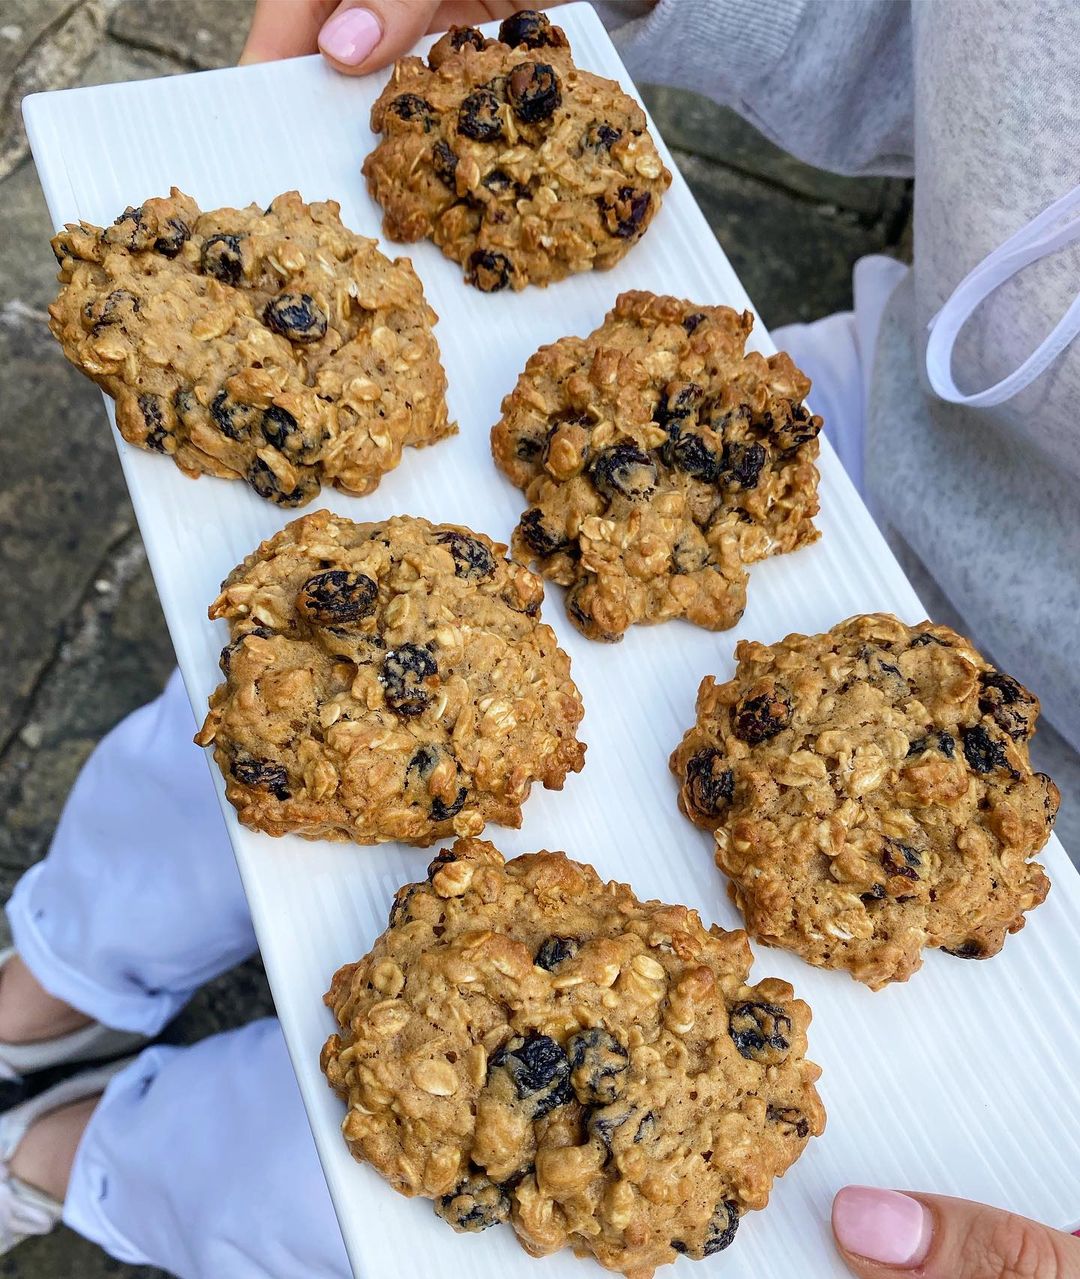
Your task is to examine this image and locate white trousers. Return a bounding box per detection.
[5,670,350,1278]
[1,258,902,1279]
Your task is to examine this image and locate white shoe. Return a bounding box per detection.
[0,1056,134,1252]
[0,949,147,1081]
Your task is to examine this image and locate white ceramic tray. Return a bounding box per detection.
[24,8,1080,1275]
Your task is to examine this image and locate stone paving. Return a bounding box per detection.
[0,3,1059,1276]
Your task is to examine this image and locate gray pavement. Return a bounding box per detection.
[0,2,918,1275]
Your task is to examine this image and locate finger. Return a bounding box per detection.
[317,1,442,74]
[239,0,336,64]
[833,1186,1080,1279]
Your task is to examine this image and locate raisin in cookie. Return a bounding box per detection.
[363,12,671,291]
[49,189,453,506]
[322,836,824,1276]
[491,291,821,641]
[671,613,1059,989]
[195,512,585,844]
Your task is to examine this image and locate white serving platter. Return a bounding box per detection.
[24,7,1080,1276]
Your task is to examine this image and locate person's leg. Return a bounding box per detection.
[772,254,908,498]
[4,669,256,1038]
[59,1019,350,1278]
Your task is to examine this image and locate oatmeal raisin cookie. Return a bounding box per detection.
[49,189,453,505]
[363,12,671,291]
[671,613,1059,988]
[322,836,824,1276]
[492,291,821,640]
[196,512,585,844]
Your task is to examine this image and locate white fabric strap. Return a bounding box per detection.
[925,183,1080,407]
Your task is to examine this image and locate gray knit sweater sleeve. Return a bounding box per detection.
[591,0,915,178]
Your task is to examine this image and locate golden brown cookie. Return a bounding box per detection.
[491,291,822,640]
[322,836,824,1276]
[49,189,453,505]
[671,613,1059,989]
[196,512,585,844]
[363,12,671,291]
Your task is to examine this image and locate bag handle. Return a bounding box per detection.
[925,184,1080,407]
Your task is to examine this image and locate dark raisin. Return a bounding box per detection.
[535,936,578,971]
[219,625,272,675]
[516,437,545,462]
[907,731,955,758]
[445,25,486,53]
[388,93,437,130]
[231,754,290,800]
[910,632,948,648]
[683,748,734,818]
[962,725,1010,774]
[263,292,328,344]
[481,168,514,196]
[138,393,168,452]
[380,644,439,717]
[725,440,767,488]
[942,939,988,959]
[200,233,244,285]
[861,883,887,903]
[262,405,300,452]
[733,689,792,744]
[427,847,459,880]
[634,1111,658,1143]
[674,1201,740,1259]
[978,670,1037,740]
[434,1174,510,1233]
[598,186,652,238]
[881,840,921,881]
[489,1032,572,1118]
[210,389,261,441]
[432,140,459,189]
[498,10,564,48]
[428,24,487,68]
[431,787,468,822]
[153,217,190,258]
[388,882,422,928]
[728,1001,792,1063]
[406,744,440,783]
[568,1027,628,1105]
[655,381,703,431]
[682,312,706,334]
[296,570,378,625]
[86,287,140,330]
[107,204,146,249]
[590,445,657,501]
[247,457,320,506]
[467,249,512,292]
[507,62,561,123]
[565,583,620,643]
[766,1103,809,1137]
[518,508,570,557]
[437,530,496,580]
[669,432,721,482]
[458,88,504,141]
[763,399,822,451]
[587,1102,632,1148]
[582,120,622,151]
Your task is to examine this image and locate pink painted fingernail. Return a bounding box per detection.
[319,8,382,65]
[833,1187,933,1267]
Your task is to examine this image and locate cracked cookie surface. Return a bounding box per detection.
[196,512,585,845]
[49,189,453,505]
[671,613,1059,989]
[363,12,671,291]
[322,836,824,1277]
[491,291,821,640]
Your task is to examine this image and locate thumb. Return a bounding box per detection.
[833,1187,1080,1279]
[316,1,441,74]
